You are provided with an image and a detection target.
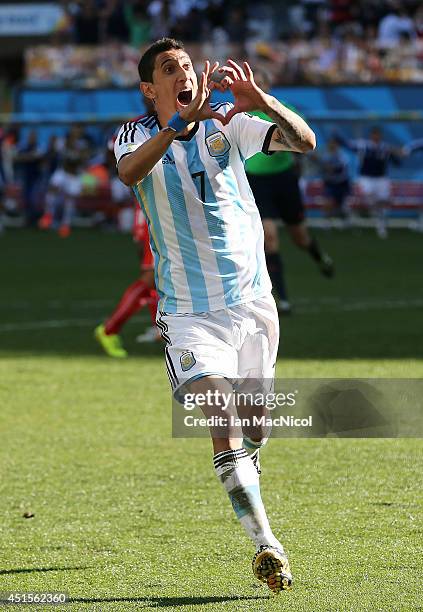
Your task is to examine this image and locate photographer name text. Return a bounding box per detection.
[183,415,312,428]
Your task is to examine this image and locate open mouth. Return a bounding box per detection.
[177,89,193,106]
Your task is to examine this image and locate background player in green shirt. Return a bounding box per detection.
[245,71,334,313]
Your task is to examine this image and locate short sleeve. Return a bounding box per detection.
[226,107,277,160]
[114,121,148,164]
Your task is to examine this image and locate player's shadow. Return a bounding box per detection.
[0,566,87,575]
[70,595,268,607]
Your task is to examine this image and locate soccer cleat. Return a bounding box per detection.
[94,324,128,358]
[319,253,334,278]
[38,213,53,230]
[252,545,293,594]
[135,326,161,343]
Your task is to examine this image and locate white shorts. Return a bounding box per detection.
[156,294,279,398]
[358,176,390,202]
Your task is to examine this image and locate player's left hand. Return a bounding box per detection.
[209,60,269,124]
[179,60,226,126]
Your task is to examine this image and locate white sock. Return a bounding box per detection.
[243,436,268,452]
[242,436,268,475]
[213,448,283,550]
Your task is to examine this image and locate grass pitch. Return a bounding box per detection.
[0,228,422,611]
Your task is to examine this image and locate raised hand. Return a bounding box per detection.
[178,61,226,126]
[209,60,269,124]
[209,59,315,151]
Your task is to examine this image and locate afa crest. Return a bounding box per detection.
[205,131,231,157]
[180,351,196,372]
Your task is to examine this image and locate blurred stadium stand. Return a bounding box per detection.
[1,0,423,229]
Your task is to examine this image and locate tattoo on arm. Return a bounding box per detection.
[265,97,315,153]
[273,128,292,149]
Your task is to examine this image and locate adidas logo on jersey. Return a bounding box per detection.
[162,153,175,165]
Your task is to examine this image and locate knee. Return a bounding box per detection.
[243,435,269,450]
[212,438,243,455]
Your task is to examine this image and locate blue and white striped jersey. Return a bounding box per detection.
[115,102,275,314]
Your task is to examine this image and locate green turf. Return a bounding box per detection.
[0,228,422,611]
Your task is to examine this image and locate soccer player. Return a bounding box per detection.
[38,156,82,237]
[15,130,45,227]
[95,206,159,358]
[114,37,316,593]
[335,127,402,238]
[313,137,351,222]
[245,70,334,314]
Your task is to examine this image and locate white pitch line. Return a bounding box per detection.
[0,298,421,333]
[0,313,151,333]
[0,318,97,332]
[295,296,343,304]
[3,295,421,311]
[0,299,115,311]
[295,298,423,314]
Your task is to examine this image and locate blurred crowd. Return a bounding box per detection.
[24,0,423,85]
[1,119,422,234]
[0,124,130,231]
[3,0,423,231]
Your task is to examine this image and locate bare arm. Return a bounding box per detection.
[118,130,176,186]
[210,61,315,154]
[119,60,224,186]
[332,132,361,153]
[263,96,316,153]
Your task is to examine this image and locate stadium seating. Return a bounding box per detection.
[3,182,132,227]
[303,180,423,221]
[4,180,422,228]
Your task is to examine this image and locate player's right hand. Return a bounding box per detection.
[179,61,226,126]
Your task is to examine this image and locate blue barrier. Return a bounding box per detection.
[12,84,423,178]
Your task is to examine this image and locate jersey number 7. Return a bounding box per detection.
[191,171,206,201]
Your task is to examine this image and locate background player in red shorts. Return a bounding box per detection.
[94,206,159,358]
